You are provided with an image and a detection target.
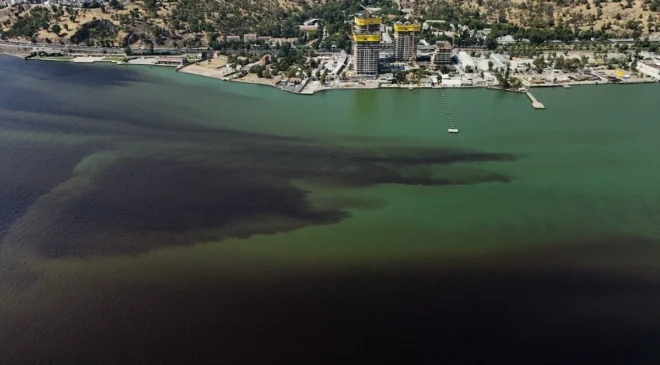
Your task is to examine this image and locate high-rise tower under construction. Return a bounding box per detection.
[352,13,381,76]
[393,22,421,62]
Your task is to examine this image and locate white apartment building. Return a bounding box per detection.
[637,57,660,80]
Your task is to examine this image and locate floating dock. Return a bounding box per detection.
[525,91,545,109]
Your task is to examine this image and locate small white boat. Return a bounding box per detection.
[448,128,459,134]
[408,86,414,90]
[562,84,571,89]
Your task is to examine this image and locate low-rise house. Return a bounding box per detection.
[155,57,187,67]
[243,33,257,41]
[299,25,319,32]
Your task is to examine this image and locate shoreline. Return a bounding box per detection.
[0,51,31,59]
[177,62,658,97]
[3,53,658,97]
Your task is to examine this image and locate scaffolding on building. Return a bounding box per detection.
[393,22,421,63]
[352,7,381,76]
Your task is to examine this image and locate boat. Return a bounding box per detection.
[448,128,459,134]
[562,84,571,89]
[408,86,414,90]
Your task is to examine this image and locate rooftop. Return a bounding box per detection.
[394,22,421,32]
[640,60,660,70]
[435,41,452,50]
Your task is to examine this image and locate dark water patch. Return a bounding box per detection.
[40,158,343,257]
[2,141,516,259]
[0,107,226,139]
[1,235,659,365]
[249,145,517,188]
[1,71,519,259]
[0,55,145,86]
[0,57,157,126]
[0,143,92,236]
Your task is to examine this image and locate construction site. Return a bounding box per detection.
[351,8,381,77]
[346,4,455,83]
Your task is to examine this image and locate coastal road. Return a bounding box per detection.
[0,40,210,55]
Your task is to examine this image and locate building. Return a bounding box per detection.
[637,57,660,79]
[226,35,241,41]
[475,28,491,40]
[378,73,394,84]
[490,53,509,69]
[496,35,516,45]
[457,51,475,72]
[393,22,421,62]
[269,37,296,45]
[303,18,322,26]
[430,41,452,70]
[299,25,319,32]
[332,51,348,75]
[497,35,530,44]
[299,18,321,34]
[243,33,257,42]
[442,78,462,87]
[42,0,95,6]
[381,32,394,51]
[352,13,381,76]
[609,38,636,45]
[155,57,187,67]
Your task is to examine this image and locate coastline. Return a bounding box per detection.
[3,53,658,98]
[0,51,31,59]
[177,61,658,97]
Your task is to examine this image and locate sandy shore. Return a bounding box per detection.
[180,62,282,87]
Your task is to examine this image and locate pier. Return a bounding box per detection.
[525,91,545,109]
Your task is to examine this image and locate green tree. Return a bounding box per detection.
[580,54,589,66]
[51,24,61,35]
[496,64,511,88]
[488,60,493,71]
[109,0,123,9]
[142,0,158,15]
[486,37,498,50]
[533,54,545,72]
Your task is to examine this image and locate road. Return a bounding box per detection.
[0,40,210,55]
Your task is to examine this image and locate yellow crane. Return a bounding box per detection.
[359,4,371,18]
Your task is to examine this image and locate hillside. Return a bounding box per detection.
[0,0,336,47]
[1,0,659,48]
[421,0,659,35]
